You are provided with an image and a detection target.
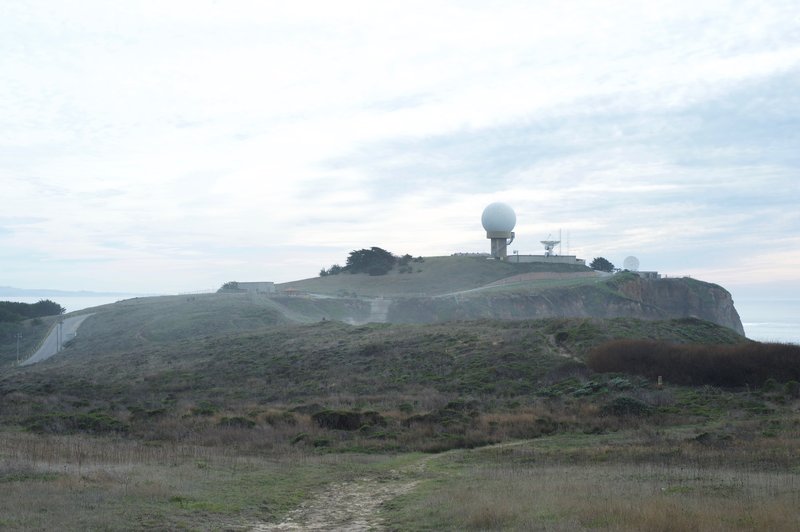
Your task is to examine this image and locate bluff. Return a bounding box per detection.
[383,272,744,334]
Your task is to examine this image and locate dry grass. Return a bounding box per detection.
[389,428,800,531]
[0,430,398,530]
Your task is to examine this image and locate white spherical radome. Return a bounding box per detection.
[481,203,516,233]
[623,256,640,271]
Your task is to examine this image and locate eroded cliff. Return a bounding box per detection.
[386,273,745,334]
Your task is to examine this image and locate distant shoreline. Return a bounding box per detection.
[0,286,150,297]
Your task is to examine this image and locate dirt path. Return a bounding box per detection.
[248,439,541,531]
[545,333,582,363]
[252,477,418,531]
[251,456,434,532]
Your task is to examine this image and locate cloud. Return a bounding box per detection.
[0,1,798,292]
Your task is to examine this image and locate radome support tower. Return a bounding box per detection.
[482,203,516,260]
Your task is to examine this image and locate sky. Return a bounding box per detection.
[1,0,799,299]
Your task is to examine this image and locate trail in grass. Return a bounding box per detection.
[251,440,538,531]
[251,456,434,532]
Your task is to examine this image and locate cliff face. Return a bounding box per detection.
[614,277,744,334]
[386,275,745,335]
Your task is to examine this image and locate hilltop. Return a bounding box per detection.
[0,256,744,367]
[279,255,592,297]
[279,256,743,333]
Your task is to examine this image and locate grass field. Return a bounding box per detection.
[279,255,591,297]
[387,426,800,531]
[1,415,798,530]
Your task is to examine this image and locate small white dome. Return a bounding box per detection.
[623,256,640,271]
[481,202,516,233]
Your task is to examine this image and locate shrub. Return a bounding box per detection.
[398,402,414,414]
[217,416,255,429]
[24,412,128,434]
[602,396,653,417]
[191,402,218,416]
[311,409,386,431]
[587,339,800,388]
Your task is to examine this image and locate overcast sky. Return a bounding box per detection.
[1,0,798,297]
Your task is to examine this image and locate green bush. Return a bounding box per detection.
[311,409,386,431]
[601,396,653,417]
[24,412,128,434]
[191,401,218,416]
[217,416,256,429]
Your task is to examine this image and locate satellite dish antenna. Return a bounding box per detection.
[540,234,560,257]
[623,256,640,271]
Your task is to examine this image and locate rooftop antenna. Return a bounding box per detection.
[559,228,562,255]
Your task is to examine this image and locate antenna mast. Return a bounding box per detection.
[566,230,570,256]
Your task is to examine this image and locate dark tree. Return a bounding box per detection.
[31,299,65,317]
[590,257,615,272]
[0,300,65,322]
[345,247,397,275]
[319,264,344,277]
[217,281,241,292]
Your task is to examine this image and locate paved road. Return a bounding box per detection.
[21,313,94,366]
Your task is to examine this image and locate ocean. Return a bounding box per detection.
[736,298,800,345]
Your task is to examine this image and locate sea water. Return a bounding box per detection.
[736,298,800,345]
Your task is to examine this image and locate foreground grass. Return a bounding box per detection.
[2,417,798,531]
[0,430,417,530]
[386,424,800,531]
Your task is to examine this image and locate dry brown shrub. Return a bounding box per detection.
[588,339,800,387]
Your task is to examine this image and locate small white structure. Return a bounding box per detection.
[236,282,275,294]
[623,256,640,271]
[482,202,516,260]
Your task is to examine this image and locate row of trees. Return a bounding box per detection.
[0,300,66,323]
[320,247,423,277]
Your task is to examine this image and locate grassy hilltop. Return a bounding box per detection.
[0,257,797,530]
[279,255,592,297]
[286,256,743,332]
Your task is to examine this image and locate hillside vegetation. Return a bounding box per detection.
[1,315,748,451]
[2,258,792,530]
